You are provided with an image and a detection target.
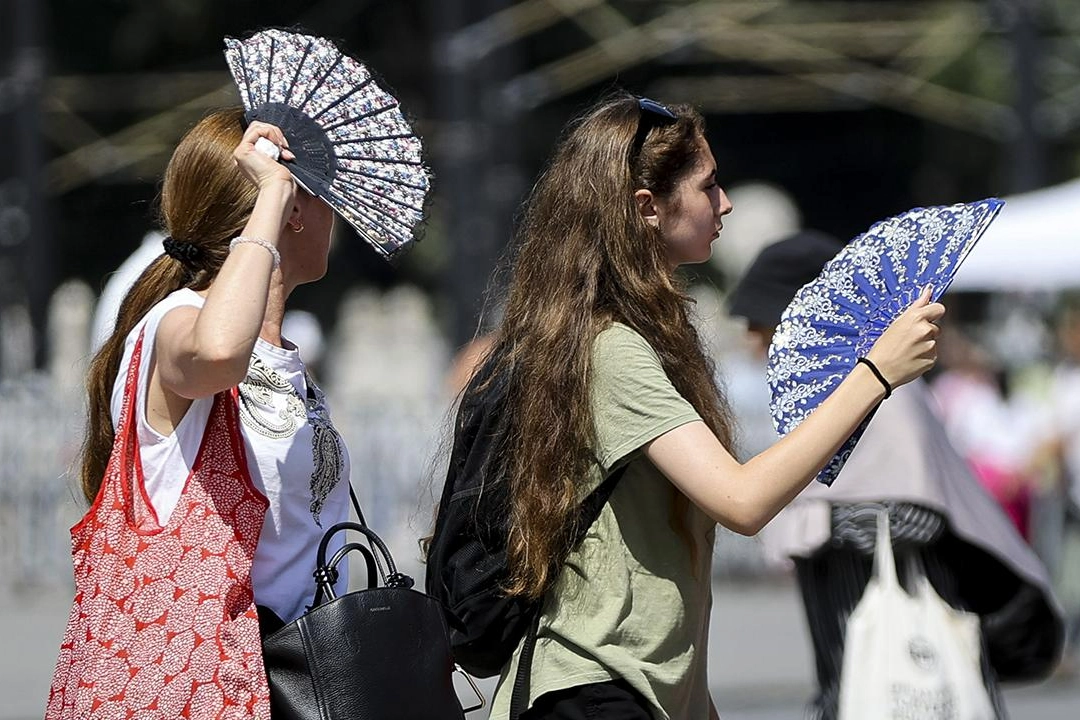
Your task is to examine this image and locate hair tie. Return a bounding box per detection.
[162,236,203,265]
[856,356,892,399]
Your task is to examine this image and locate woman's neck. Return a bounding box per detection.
[259,273,289,347]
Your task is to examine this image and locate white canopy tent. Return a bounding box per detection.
[951,178,1080,292]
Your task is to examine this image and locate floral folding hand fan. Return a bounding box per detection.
[768,199,1004,485]
[224,29,431,260]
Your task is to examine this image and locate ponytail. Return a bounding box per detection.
[78,107,257,504]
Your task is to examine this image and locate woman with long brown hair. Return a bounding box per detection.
[475,91,945,719]
[47,109,352,719]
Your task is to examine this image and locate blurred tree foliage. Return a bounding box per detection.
[26,0,1080,341]
[45,1,438,330]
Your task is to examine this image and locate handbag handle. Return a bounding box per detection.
[326,542,379,590]
[872,509,900,591]
[313,521,416,604]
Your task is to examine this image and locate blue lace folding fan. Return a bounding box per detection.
[767,199,1004,485]
[224,29,431,260]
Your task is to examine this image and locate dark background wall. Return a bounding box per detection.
[4,0,1078,356]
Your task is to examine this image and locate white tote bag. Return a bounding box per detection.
[837,511,996,720]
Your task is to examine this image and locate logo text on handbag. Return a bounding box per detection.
[907,636,938,671]
[890,683,956,719]
[370,606,391,612]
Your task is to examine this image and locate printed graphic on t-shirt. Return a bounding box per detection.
[238,355,306,438]
[306,379,345,525]
[238,355,345,526]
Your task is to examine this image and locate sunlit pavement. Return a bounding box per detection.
[5,580,1077,719]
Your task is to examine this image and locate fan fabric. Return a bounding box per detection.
[768,199,1004,485]
[224,29,430,260]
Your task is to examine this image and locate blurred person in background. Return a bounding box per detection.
[931,327,1037,540]
[90,231,166,353]
[48,110,353,718]
[455,91,947,720]
[1037,296,1080,670]
[444,303,502,398]
[727,230,1064,720]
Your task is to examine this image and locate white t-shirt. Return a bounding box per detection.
[110,288,351,622]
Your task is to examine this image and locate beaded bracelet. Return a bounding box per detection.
[229,236,281,269]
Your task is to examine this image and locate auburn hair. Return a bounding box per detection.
[79,108,258,504]
[487,91,735,599]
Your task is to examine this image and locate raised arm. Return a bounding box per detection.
[155,121,297,400]
[647,286,944,535]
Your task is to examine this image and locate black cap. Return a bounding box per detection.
[727,230,846,329]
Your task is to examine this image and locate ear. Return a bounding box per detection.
[634,189,660,228]
[287,202,303,229]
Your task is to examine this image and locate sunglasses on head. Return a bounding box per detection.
[632,96,678,157]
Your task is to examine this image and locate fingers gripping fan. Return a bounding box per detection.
[224,29,431,260]
[768,199,1003,485]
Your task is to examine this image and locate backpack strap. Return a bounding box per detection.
[574,465,625,546]
[507,465,627,720]
[509,611,541,720]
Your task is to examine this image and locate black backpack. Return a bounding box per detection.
[424,352,623,714]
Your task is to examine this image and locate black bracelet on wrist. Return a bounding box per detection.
[856,356,892,399]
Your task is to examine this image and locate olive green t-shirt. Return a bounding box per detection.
[489,323,716,719]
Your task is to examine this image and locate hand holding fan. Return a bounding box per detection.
[224,29,431,260]
[767,199,1004,485]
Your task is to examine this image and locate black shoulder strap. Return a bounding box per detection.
[509,611,541,720]
[349,484,367,527]
[507,464,627,720]
[573,465,625,546]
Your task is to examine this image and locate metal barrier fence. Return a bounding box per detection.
[0,375,456,591]
[0,375,85,592]
[0,374,769,594]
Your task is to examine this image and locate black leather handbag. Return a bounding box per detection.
[260,490,483,720]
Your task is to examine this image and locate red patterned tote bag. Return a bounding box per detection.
[46,331,271,720]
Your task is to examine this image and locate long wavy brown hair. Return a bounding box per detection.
[487,91,736,599]
[79,107,258,505]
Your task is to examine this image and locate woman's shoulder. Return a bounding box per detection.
[594,322,660,364]
[155,287,205,314]
[115,288,204,353]
[592,322,663,378]
[140,289,204,331]
[595,321,653,352]
[110,290,207,421]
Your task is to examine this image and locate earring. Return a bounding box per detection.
[291,219,305,233]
